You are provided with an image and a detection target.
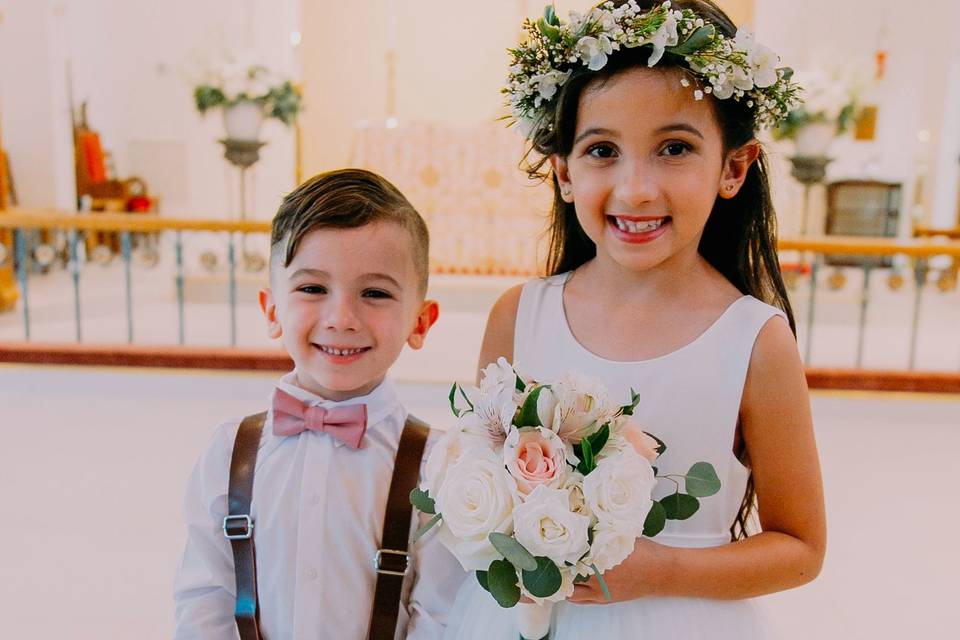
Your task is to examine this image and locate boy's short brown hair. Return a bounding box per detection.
[270,168,430,294]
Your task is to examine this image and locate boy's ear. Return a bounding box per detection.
[258,288,283,339]
[406,299,440,350]
[549,155,575,203]
[719,141,761,199]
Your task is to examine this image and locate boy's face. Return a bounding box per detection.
[259,221,438,401]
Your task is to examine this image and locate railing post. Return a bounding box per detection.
[855,263,872,368]
[175,231,185,345]
[69,229,82,342]
[804,255,820,364]
[121,231,134,343]
[14,228,30,340]
[228,232,237,347]
[908,257,929,370]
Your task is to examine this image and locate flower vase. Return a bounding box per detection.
[222,100,264,142]
[517,601,553,640]
[793,121,835,158]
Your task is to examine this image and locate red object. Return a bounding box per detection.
[126,196,152,212]
[79,131,107,183]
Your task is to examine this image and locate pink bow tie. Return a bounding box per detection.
[271,388,368,449]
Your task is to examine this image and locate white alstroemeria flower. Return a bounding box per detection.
[732,26,755,51]
[548,372,617,443]
[582,449,656,533]
[749,43,780,88]
[583,521,638,573]
[731,63,754,91]
[536,69,572,101]
[646,12,679,67]
[513,485,591,565]
[479,357,519,409]
[576,35,614,71]
[435,447,518,570]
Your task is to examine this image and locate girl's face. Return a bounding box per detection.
[551,66,755,275]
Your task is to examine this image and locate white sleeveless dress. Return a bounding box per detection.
[443,273,786,640]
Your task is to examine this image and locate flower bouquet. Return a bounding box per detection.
[411,359,721,640]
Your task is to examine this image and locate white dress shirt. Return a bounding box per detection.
[173,373,466,640]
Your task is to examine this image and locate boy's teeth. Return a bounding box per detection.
[614,217,665,233]
[321,346,365,356]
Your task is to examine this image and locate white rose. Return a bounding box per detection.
[582,450,655,534]
[584,521,638,573]
[422,426,469,496]
[513,485,591,566]
[435,447,518,570]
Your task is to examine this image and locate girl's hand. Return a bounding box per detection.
[568,538,667,604]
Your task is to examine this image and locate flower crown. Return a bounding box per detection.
[504,1,802,139]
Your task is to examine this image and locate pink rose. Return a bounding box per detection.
[622,420,660,463]
[504,427,567,496]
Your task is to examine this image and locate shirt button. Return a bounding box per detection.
[305,567,318,580]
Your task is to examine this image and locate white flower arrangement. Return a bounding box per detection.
[504,1,802,138]
[193,53,302,126]
[773,67,862,141]
[410,359,722,640]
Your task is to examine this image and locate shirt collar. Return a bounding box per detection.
[271,371,400,445]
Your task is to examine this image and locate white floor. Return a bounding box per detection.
[2,257,960,375]
[1,365,958,639]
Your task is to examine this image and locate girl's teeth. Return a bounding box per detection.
[615,217,665,233]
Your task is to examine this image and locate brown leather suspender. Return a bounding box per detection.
[224,412,431,640]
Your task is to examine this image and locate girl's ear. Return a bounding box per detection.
[549,155,575,203]
[719,141,761,199]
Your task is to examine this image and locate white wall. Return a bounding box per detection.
[0,0,300,219]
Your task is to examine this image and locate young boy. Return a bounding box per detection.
[173,169,464,639]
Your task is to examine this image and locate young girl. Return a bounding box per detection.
[443,1,825,638]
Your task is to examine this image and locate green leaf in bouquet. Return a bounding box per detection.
[516,385,546,427]
[543,5,560,26]
[448,382,475,418]
[684,462,721,498]
[661,492,700,520]
[476,570,490,592]
[576,435,595,475]
[488,559,522,608]
[648,432,667,456]
[411,513,442,543]
[410,488,436,514]
[573,572,591,584]
[642,500,667,537]
[515,374,526,392]
[586,423,609,457]
[489,532,538,572]
[521,556,562,598]
[620,389,641,416]
[590,563,613,602]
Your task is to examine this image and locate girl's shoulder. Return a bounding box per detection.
[480,275,568,369]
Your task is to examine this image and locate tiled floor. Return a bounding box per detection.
[2,365,958,639]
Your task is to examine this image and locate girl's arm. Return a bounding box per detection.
[572,316,827,602]
[475,285,523,383]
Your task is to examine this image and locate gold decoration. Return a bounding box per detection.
[828,268,846,290]
[887,272,905,290]
[936,271,957,292]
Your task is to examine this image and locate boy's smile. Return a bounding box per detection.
[259,221,438,401]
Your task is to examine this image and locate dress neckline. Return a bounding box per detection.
[555,272,750,365]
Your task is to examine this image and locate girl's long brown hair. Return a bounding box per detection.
[521,0,796,540]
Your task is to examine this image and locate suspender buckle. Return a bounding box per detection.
[374,549,409,576]
[223,514,254,540]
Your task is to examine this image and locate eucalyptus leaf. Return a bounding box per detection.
[489,533,538,572]
[488,559,521,608]
[669,24,715,56]
[411,513,442,543]
[476,570,490,592]
[521,557,562,598]
[516,385,546,427]
[684,462,721,498]
[642,500,666,537]
[661,492,700,520]
[410,488,436,514]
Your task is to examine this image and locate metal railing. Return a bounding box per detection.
[1,209,959,378]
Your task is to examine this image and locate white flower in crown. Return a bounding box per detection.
[645,10,679,67]
[536,69,573,101]
[576,35,615,71]
[513,485,591,566]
